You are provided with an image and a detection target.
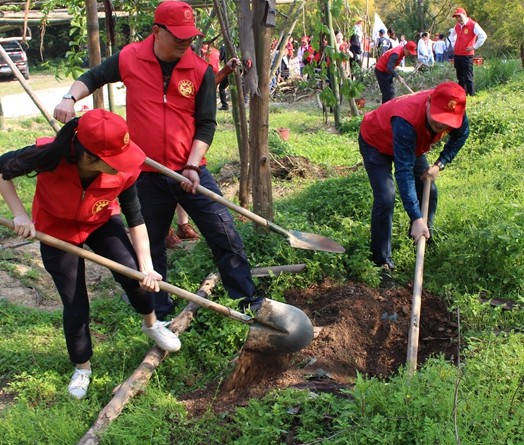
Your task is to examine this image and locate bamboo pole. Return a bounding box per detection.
[76,273,220,445]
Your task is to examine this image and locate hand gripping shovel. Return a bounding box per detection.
[0,217,314,354]
[144,158,345,254]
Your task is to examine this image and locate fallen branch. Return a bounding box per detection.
[251,263,306,277]
[76,273,220,445]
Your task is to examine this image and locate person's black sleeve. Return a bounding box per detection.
[118,183,145,228]
[194,66,217,146]
[77,52,122,93]
[387,54,399,76]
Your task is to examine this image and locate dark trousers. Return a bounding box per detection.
[375,68,395,103]
[359,138,438,267]
[219,77,229,108]
[41,216,154,365]
[136,167,256,318]
[454,55,474,95]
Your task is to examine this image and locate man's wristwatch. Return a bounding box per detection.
[434,160,445,171]
[63,94,77,103]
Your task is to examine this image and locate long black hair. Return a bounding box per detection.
[0,118,94,180]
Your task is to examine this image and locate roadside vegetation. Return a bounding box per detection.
[0,61,523,444]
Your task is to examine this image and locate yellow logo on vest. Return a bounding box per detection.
[92,200,110,215]
[178,80,195,97]
[463,29,469,35]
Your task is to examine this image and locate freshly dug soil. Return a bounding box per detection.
[179,280,458,417]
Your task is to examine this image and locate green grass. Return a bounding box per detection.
[1,66,524,444]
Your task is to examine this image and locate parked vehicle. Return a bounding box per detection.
[0,40,30,80]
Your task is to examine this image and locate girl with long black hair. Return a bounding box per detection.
[0,109,181,399]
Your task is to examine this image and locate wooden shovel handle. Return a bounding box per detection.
[406,177,431,375]
[0,216,252,324]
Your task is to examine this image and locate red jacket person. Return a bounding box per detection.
[53,1,263,320]
[449,7,487,95]
[0,109,182,400]
[374,41,417,103]
[358,82,469,281]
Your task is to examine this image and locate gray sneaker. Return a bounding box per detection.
[141,320,181,352]
[68,368,92,399]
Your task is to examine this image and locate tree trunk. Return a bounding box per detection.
[85,0,104,109]
[269,0,303,80]
[214,0,251,208]
[249,0,273,221]
[323,0,341,128]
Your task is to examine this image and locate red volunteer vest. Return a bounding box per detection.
[119,35,209,171]
[454,19,477,56]
[360,90,447,156]
[376,46,405,73]
[202,47,220,74]
[32,138,139,244]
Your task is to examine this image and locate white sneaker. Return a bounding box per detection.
[141,320,182,352]
[68,368,92,399]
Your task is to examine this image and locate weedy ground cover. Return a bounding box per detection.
[0,63,523,444]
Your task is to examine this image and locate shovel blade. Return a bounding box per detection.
[244,299,314,354]
[288,230,345,253]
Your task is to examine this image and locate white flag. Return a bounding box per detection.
[372,13,387,43]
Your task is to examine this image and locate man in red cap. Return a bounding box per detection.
[449,7,487,95]
[54,1,262,320]
[358,82,469,282]
[374,41,417,103]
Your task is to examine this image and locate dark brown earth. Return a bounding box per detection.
[179,280,458,417]
[0,157,458,418]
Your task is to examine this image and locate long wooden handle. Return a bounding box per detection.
[0,216,252,324]
[144,158,275,230]
[406,177,431,375]
[398,75,414,94]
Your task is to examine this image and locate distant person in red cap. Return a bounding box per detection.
[449,7,487,95]
[374,40,417,103]
[53,1,262,321]
[358,82,469,283]
[0,109,182,399]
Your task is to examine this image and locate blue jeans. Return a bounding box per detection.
[359,136,438,267]
[136,167,257,317]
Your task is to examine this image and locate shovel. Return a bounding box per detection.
[406,177,431,375]
[397,75,414,94]
[0,216,314,354]
[144,158,345,254]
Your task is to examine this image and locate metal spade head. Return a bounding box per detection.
[244,299,314,354]
[288,230,346,253]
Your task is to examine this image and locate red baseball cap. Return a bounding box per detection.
[429,82,467,129]
[405,41,417,55]
[76,109,145,172]
[154,1,203,39]
[452,7,467,17]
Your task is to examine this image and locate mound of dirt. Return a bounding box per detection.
[179,280,458,417]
